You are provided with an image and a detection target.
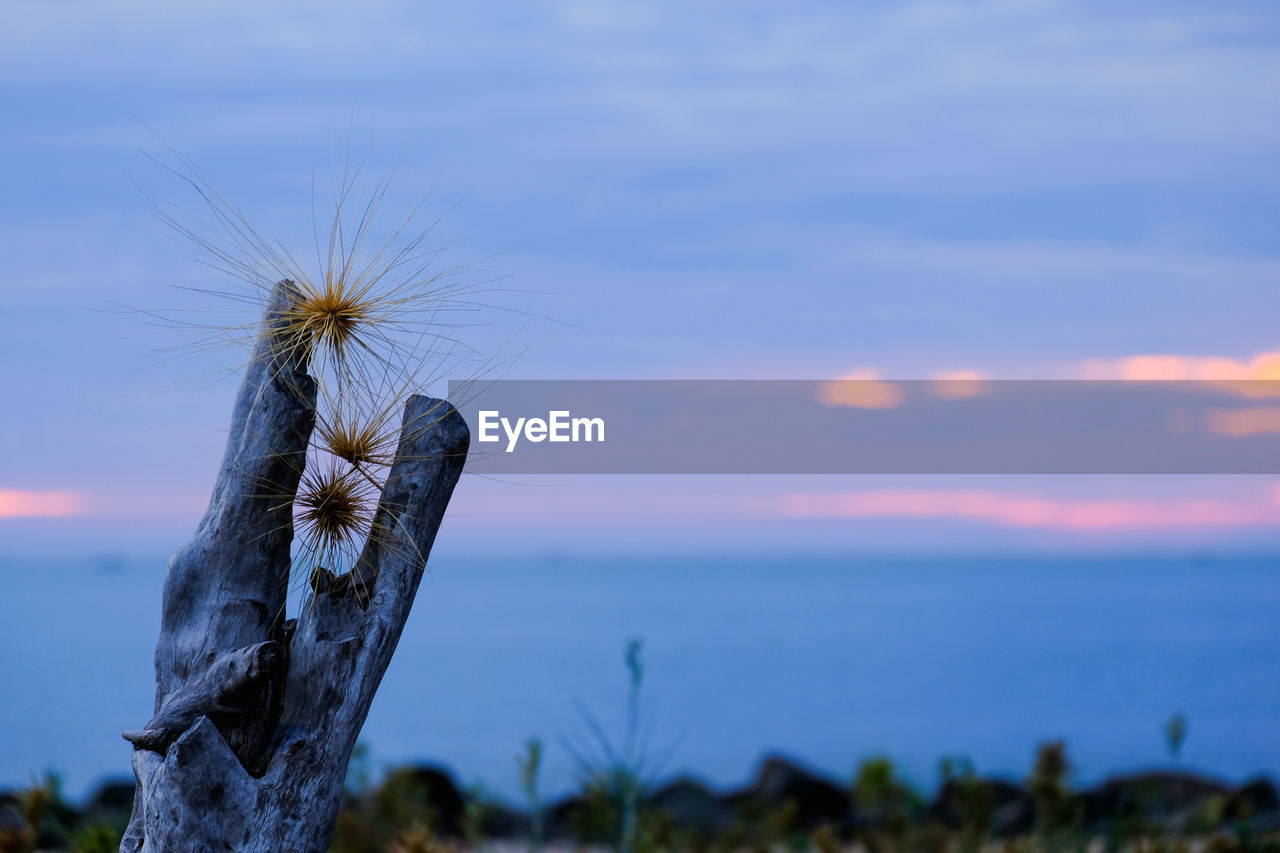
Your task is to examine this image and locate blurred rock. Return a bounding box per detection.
[471,798,529,838]
[399,764,466,837]
[989,785,1035,838]
[734,754,850,831]
[1080,770,1233,826]
[645,776,736,836]
[0,790,30,839]
[1227,776,1279,821]
[84,778,135,819]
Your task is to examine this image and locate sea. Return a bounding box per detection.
[2,552,1277,803]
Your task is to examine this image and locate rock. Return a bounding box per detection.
[543,793,585,840]
[0,790,30,839]
[1227,777,1279,821]
[470,799,530,839]
[1078,770,1233,827]
[645,776,736,836]
[545,789,620,842]
[401,765,467,837]
[1242,810,1280,837]
[988,785,1035,838]
[734,755,850,831]
[84,778,136,818]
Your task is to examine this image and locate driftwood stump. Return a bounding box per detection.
[122,281,469,852]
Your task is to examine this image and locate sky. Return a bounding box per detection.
[2,0,1280,557]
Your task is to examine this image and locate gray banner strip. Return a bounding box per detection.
[446,380,1280,474]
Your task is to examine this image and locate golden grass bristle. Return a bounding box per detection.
[315,398,401,471]
[294,463,377,573]
[139,139,501,403]
[140,139,513,609]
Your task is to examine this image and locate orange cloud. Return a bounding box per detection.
[1079,350,1280,382]
[780,489,1279,531]
[818,369,903,409]
[0,489,88,518]
[1073,350,1280,400]
[930,370,988,400]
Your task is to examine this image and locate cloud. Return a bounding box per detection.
[780,489,1279,531]
[1074,350,1280,400]
[816,367,989,406]
[820,348,1280,386]
[930,370,988,399]
[0,489,87,518]
[817,368,903,409]
[1079,350,1280,381]
[6,2,1278,195]
[3,2,1278,520]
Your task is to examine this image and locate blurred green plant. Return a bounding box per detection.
[387,820,444,853]
[70,822,122,853]
[854,755,918,849]
[565,638,672,853]
[808,822,841,853]
[372,770,434,836]
[461,784,492,853]
[762,799,803,852]
[332,766,439,853]
[939,755,992,851]
[0,771,90,853]
[1029,740,1080,848]
[1166,713,1188,761]
[516,737,545,852]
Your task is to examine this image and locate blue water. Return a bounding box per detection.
[1,552,1277,801]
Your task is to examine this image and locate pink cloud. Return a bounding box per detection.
[780,489,1280,531]
[1071,350,1280,402]
[929,370,988,400]
[817,369,904,409]
[0,489,88,518]
[825,349,1280,384]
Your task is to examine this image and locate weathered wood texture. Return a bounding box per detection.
[122,281,470,852]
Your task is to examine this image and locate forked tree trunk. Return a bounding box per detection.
[121,281,469,852]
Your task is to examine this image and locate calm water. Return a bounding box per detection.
[2,552,1277,801]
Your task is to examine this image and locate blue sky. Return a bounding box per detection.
[2,0,1279,556]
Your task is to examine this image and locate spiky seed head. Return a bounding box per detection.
[314,394,403,471]
[144,144,497,607]
[285,282,367,370]
[294,465,375,569]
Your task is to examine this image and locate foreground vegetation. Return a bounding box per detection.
[4,740,1277,853]
[4,646,1278,851]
